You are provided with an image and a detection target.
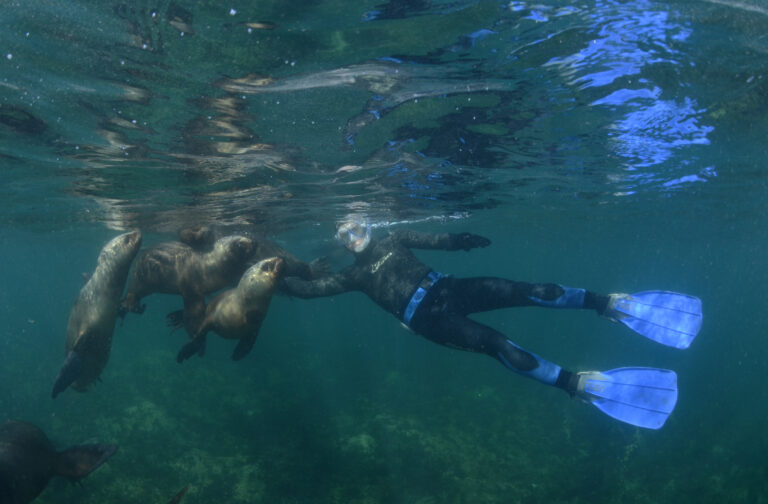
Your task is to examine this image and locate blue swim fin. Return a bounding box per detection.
[576,367,678,429]
[604,291,702,349]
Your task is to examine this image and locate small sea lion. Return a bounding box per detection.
[121,235,254,336]
[0,420,117,504]
[177,256,284,362]
[52,230,142,398]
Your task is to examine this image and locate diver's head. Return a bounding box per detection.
[336,219,371,253]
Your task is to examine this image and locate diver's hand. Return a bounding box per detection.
[455,232,491,251]
[309,257,331,279]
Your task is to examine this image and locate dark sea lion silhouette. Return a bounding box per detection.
[0,420,117,504]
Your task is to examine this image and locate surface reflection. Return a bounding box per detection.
[0,0,737,232]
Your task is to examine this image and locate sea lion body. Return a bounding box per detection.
[0,420,117,504]
[177,256,284,362]
[121,235,254,334]
[177,224,328,280]
[123,235,254,307]
[52,230,142,397]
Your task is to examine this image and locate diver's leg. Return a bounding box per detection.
[411,312,573,390]
[446,277,608,315]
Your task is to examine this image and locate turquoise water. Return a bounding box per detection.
[1,0,767,502]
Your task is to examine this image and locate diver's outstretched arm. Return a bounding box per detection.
[281,274,351,299]
[391,230,490,251]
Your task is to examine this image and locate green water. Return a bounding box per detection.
[2,0,768,502]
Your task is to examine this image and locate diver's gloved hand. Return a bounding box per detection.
[454,232,491,251]
[309,257,331,279]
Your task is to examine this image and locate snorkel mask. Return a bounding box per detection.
[336,219,371,253]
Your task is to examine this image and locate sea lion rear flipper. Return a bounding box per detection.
[166,310,184,332]
[55,443,118,481]
[177,334,207,363]
[51,351,83,399]
[180,294,206,335]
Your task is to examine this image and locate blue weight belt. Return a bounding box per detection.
[402,271,445,327]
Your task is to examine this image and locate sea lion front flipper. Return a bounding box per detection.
[51,351,83,399]
[180,294,208,357]
[177,334,207,363]
[180,293,206,336]
[232,323,262,361]
[231,336,255,360]
[55,443,118,481]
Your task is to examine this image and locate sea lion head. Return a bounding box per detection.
[239,256,284,301]
[97,230,143,270]
[178,225,213,249]
[214,235,254,263]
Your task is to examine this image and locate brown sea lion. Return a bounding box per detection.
[0,420,117,504]
[121,235,254,336]
[177,224,328,280]
[177,256,284,362]
[52,230,142,398]
[166,226,327,336]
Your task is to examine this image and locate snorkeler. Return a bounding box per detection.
[281,219,702,429]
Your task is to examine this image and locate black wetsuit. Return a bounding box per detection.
[282,230,609,393]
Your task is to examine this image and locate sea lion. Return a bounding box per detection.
[0,420,117,504]
[177,224,328,280]
[178,225,214,250]
[52,230,142,398]
[166,226,327,335]
[177,256,284,362]
[121,235,254,336]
